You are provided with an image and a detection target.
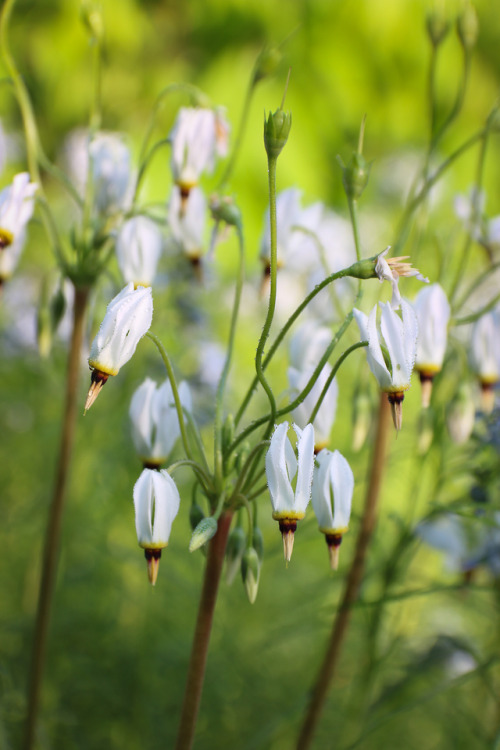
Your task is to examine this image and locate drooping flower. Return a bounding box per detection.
[169,107,230,196]
[469,309,500,413]
[0,172,37,251]
[375,247,429,309]
[353,300,418,430]
[129,377,192,467]
[64,130,132,217]
[412,283,451,407]
[85,283,153,411]
[311,449,354,569]
[133,468,181,585]
[116,216,163,287]
[265,422,315,562]
[168,185,206,266]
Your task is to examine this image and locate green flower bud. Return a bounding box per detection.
[252,527,264,563]
[457,4,478,51]
[253,47,282,84]
[210,194,242,229]
[189,502,205,532]
[189,516,218,552]
[81,1,103,41]
[426,10,451,47]
[37,301,52,359]
[225,525,247,585]
[50,285,67,332]
[241,547,260,604]
[264,108,292,159]
[341,152,370,201]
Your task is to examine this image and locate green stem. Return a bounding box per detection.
[296,393,392,750]
[24,286,90,750]
[254,154,278,431]
[453,290,500,325]
[348,198,362,262]
[167,459,214,493]
[308,341,368,424]
[146,332,194,462]
[214,223,245,490]
[455,260,500,311]
[174,510,234,750]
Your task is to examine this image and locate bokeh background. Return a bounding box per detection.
[1,0,500,748]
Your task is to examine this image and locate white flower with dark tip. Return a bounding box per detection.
[470,308,500,413]
[85,283,153,411]
[312,449,354,569]
[133,468,181,585]
[0,172,37,250]
[169,107,230,192]
[353,300,418,430]
[265,421,315,562]
[116,216,163,287]
[129,377,192,466]
[375,247,428,309]
[168,185,206,260]
[412,283,450,407]
[65,130,132,216]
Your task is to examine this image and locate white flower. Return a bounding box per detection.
[265,421,315,562]
[65,130,132,216]
[85,283,153,411]
[311,449,354,568]
[412,283,450,407]
[0,172,37,250]
[169,107,229,191]
[288,365,338,450]
[133,468,181,585]
[470,309,500,413]
[129,377,192,465]
[353,300,418,429]
[375,247,428,309]
[116,216,163,287]
[168,185,206,260]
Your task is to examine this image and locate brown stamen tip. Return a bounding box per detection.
[189,255,204,283]
[84,369,109,413]
[480,381,496,415]
[325,533,343,571]
[278,519,298,563]
[145,548,162,586]
[419,372,435,409]
[387,391,405,431]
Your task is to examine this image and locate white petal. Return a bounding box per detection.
[265,422,296,513]
[293,422,315,513]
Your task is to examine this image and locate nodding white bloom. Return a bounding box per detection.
[470,309,500,413]
[169,107,230,192]
[116,216,163,287]
[85,283,153,411]
[353,300,418,430]
[0,173,37,251]
[413,283,451,407]
[265,422,315,562]
[259,188,303,269]
[65,130,132,216]
[133,468,181,585]
[375,247,429,309]
[312,449,354,569]
[288,365,338,451]
[129,377,192,466]
[168,185,206,261]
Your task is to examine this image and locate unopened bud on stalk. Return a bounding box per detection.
[340,151,370,201]
[241,547,260,604]
[225,525,246,585]
[253,46,282,84]
[426,10,451,47]
[210,193,242,229]
[264,108,292,159]
[457,3,479,51]
[50,284,67,331]
[252,526,264,562]
[81,1,104,41]
[189,516,218,552]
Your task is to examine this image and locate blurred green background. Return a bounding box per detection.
[1,0,500,748]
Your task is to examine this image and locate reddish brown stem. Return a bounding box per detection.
[296,393,391,750]
[175,510,233,750]
[24,285,89,750]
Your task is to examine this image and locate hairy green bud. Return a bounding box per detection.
[457,4,479,51]
[210,194,242,229]
[264,108,292,159]
[241,547,260,604]
[253,47,282,84]
[341,152,370,201]
[189,516,218,552]
[426,10,450,47]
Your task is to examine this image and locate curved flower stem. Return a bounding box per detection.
[175,510,234,750]
[24,285,90,750]
[296,393,391,750]
[254,154,278,432]
[308,341,368,424]
[146,331,195,463]
[214,223,245,490]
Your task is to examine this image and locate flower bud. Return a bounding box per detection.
[457,3,478,51]
[209,193,242,229]
[50,284,67,332]
[264,108,292,159]
[189,516,218,552]
[225,525,246,585]
[252,527,264,563]
[241,547,260,604]
[253,47,282,84]
[341,152,370,201]
[426,10,451,47]
[189,502,205,531]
